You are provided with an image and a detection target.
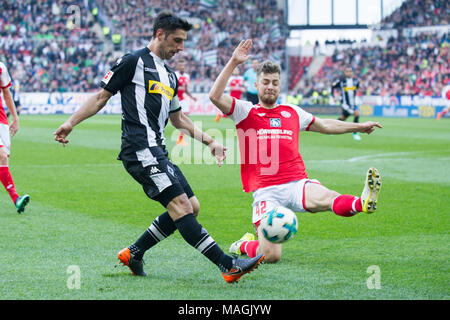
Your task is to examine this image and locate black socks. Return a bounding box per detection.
[129,212,233,272]
[129,211,176,260]
[174,214,233,272]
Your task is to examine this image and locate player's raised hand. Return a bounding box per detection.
[231,39,253,65]
[53,122,73,146]
[359,121,383,134]
[208,141,227,167]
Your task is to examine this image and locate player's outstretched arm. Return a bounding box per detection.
[309,117,382,135]
[209,39,253,114]
[169,110,227,166]
[53,89,112,145]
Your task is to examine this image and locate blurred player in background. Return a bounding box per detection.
[6,76,22,118]
[54,12,263,282]
[209,40,382,263]
[243,58,259,105]
[216,66,245,122]
[332,67,362,141]
[436,83,450,120]
[0,61,30,213]
[175,58,197,146]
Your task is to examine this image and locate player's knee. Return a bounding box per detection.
[167,194,194,220]
[0,149,8,164]
[190,197,200,217]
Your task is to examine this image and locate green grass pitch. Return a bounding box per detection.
[0,114,448,299]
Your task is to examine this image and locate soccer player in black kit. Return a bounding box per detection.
[332,67,362,141]
[54,12,264,283]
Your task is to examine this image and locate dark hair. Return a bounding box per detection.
[152,11,192,37]
[256,60,281,77]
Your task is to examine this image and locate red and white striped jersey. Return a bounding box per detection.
[228,75,244,99]
[0,61,12,125]
[176,71,190,101]
[226,98,315,193]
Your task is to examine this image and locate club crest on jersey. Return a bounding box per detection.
[168,72,176,88]
[270,118,281,127]
[167,165,174,177]
[281,111,291,118]
[148,80,174,100]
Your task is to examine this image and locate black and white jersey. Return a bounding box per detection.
[100,47,181,154]
[332,77,360,108]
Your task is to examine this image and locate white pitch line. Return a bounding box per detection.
[306,152,420,164]
[347,152,418,162]
[12,163,122,168]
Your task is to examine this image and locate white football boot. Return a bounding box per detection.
[361,167,382,213]
[229,232,256,256]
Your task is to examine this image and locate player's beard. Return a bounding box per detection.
[260,92,278,106]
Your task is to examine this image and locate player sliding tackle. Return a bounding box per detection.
[54,13,264,283]
[209,39,383,263]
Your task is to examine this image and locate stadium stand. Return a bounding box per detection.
[93,0,287,92]
[291,0,449,100]
[0,0,287,93]
[0,0,448,98]
[288,56,313,91]
[0,0,108,92]
[382,0,448,29]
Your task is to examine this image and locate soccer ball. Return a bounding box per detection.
[260,206,298,243]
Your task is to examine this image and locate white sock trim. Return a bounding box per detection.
[351,197,358,214]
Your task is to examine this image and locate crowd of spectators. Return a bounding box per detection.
[300,32,449,98]
[0,0,109,92]
[1,0,448,97]
[382,0,449,30]
[293,0,450,99]
[0,0,287,93]
[95,0,286,91]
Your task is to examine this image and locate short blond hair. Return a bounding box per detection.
[257,60,281,77]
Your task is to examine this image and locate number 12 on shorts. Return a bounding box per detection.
[255,201,267,218]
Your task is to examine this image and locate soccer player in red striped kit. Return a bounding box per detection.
[209,40,382,263]
[0,61,30,213]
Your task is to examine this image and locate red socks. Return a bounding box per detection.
[239,240,259,258]
[332,194,362,217]
[177,132,184,142]
[0,166,19,203]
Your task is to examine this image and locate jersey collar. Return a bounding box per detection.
[148,49,165,65]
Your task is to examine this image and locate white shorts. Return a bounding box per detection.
[252,179,321,227]
[179,99,190,113]
[0,123,10,155]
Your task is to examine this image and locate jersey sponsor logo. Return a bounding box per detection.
[269,118,281,127]
[102,71,114,84]
[344,86,356,91]
[144,67,158,73]
[148,80,174,100]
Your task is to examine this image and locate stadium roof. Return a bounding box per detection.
[287,0,406,29]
